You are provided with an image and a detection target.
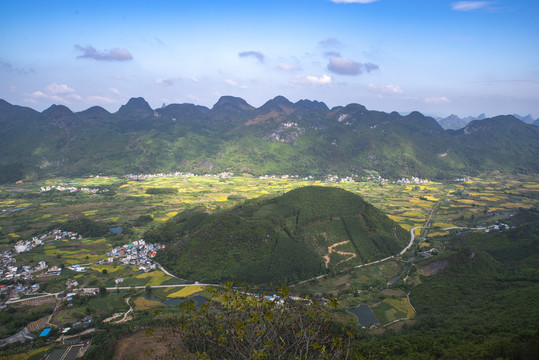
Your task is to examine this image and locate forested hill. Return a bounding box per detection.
[148,186,409,285]
[1,96,538,183]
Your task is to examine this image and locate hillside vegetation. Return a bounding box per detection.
[1,96,538,183]
[149,186,409,284]
[359,210,539,359]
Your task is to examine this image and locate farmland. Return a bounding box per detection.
[2,173,537,245]
[0,172,538,358]
[1,173,538,298]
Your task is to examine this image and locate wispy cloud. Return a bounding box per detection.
[0,61,34,74]
[368,84,403,95]
[324,51,341,58]
[27,83,77,104]
[276,63,302,72]
[451,1,491,11]
[424,96,450,104]
[75,45,133,61]
[45,83,75,95]
[238,51,265,63]
[295,74,332,85]
[224,79,248,89]
[155,78,175,86]
[330,0,379,4]
[318,37,343,48]
[327,56,379,75]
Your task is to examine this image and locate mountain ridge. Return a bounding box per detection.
[0,96,538,182]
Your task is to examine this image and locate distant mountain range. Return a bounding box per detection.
[437,113,537,130]
[1,96,538,183]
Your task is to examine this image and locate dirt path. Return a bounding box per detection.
[323,240,357,268]
[103,297,133,324]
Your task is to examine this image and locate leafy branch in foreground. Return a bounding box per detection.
[153,284,361,359]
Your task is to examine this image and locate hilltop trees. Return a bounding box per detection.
[153,285,361,359]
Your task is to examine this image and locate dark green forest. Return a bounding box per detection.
[150,186,409,284]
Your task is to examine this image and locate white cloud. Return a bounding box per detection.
[330,0,379,4]
[224,79,247,89]
[451,1,491,11]
[189,76,200,83]
[368,84,403,95]
[295,74,332,85]
[424,96,450,104]
[45,83,75,95]
[110,87,120,95]
[32,90,49,99]
[30,83,77,103]
[68,94,82,100]
[155,78,174,86]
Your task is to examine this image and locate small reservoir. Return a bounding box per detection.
[348,304,379,328]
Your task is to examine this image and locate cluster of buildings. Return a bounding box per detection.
[325,175,356,183]
[124,171,233,180]
[14,230,82,255]
[1,246,53,282]
[366,174,431,185]
[0,283,42,304]
[484,222,512,233]
[107,239,165,272]
[452,177,471,182]
[40,185,105,194]
[366,174,390,184]
[0,229,82,305]
[395,177,430,184]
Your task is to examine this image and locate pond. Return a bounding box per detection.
[348,304,379,328]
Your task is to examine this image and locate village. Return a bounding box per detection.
[0,228,164,307]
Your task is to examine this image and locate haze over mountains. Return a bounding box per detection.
[436,112,537,130]
[1,96,538,184]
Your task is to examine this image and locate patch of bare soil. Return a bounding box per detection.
[113,331,170,360]
[381,289,404,297]
[371,319,417,335]
[419,259,448,276]
[323,240,356,268]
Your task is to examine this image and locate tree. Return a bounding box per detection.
[99,286,108,297]
[153,284,358,359]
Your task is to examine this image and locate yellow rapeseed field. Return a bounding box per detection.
[167,285,205,298]
[136,270,170,286]
[134,297,162,311]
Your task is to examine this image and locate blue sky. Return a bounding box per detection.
[1,0,538,118]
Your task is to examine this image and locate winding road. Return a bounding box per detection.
[292,194,447,287]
